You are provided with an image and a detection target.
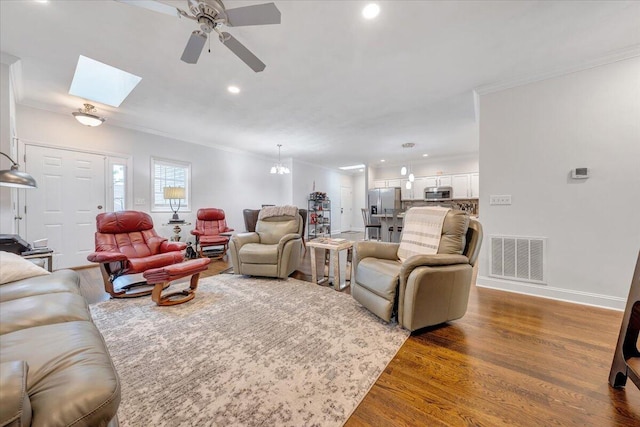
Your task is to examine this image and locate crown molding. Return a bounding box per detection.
[474,44,640,96]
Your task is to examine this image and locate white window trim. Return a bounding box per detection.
[150,157,192,213]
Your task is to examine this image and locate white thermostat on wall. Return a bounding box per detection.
[571,168,590,179]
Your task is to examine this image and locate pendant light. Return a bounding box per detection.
[270,144,290,175]
[399,142,415,176]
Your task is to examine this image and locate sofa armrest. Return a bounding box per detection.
[87,252,128,264]
[0,361,32,427]
[160,241,187,253]
[354,241,399,270]
[231,232,260,249]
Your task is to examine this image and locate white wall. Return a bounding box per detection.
[371,153,479,183]
[0,63,13,233]
[12,106,289,241]
[477,57,640,309]
[352,173,366,231]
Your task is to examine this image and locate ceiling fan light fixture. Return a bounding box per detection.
[72,103,105,127]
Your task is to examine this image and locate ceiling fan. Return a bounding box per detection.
[116,0,281,71]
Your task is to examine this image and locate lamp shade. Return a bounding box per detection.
[163,186,185,200]
[0,168,38,189]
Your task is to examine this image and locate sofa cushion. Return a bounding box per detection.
[0,322,120,427]
[239,243,278,264]
[127,252,185,274]
[0,252,50,286]
[437,210,470,255]
[0,361,31,427]
[355,257,402,300]
[0,293,91,335]
[0,270,80,303]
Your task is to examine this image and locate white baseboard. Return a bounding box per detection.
[476,276,626,311]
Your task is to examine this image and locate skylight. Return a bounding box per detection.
[69,56,142,107]
[339,164,366,170]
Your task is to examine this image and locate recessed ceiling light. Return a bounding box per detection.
[380,159,385,162]
[358,169,364,172]
[339,164,366,170]
[227,86,240,94]
[422,154,429,157]
[362,3,380,20]
[34,0,49,3]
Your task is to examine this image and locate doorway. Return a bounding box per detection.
[23,145,107,269]
[340,186,353,232]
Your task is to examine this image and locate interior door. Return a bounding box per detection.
[24,145,106,269]
[340,186,352,232]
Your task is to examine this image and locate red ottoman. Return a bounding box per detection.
[143,258,211,306]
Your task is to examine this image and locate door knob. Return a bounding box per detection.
[97,205,103,210]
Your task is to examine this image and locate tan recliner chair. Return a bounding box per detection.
[352,209,483,332]
[230,206,303,279]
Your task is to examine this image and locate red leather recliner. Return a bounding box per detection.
[87,210,186,298]
[190,208,234,258]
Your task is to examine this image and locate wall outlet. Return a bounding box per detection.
[135,198,146,205]
[490,195,512,205]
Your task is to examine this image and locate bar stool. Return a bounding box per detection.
[385,208,403,242]
[361,208,381,241]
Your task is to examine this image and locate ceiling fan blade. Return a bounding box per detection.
[115,0,179,17]
[181,31,207,64]
[225,3,281,27]
[220,32,266,72]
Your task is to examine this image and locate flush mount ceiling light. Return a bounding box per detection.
[362,3,380,20]
[270,144,290,175]
[227,85,240,94]
[72,103,105,127]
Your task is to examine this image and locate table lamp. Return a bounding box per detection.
[163,186,185,221]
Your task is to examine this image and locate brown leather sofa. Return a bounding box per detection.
[352,209,483,332]
[87,210,186,298]
[0,268,120,426]
[230,206,303,278]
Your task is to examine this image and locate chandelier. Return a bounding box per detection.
[270,144,290,175]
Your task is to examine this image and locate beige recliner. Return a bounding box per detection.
[229,206,303,279]
[352,209,483,332]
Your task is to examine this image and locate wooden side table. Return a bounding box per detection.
[22,252,54,272]
[307,238,353,291]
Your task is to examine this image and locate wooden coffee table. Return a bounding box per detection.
[307,238,353,291]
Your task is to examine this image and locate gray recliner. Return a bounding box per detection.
[230,206,303,279]
[352,209,483,332]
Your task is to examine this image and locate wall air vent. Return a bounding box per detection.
[489,235,547,285]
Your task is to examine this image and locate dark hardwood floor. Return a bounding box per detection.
[76,242,640,426]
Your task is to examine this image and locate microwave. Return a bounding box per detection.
[424,186,453,201]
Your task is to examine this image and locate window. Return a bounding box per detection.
[151,157,191,212]
[107,156,131,212]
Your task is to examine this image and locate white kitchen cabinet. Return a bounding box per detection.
[438,175,452,187]
[424,177,438,188]
[400,179,412,200]
[413,177,428,200]
[372,180,386,188]
[470,173,480,198]
[452,174,470,199]
[386,179,402,188]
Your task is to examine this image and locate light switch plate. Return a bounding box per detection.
[135,198,146,205]
[490,195,512,205]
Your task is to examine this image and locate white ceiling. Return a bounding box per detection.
[1,0,639,170]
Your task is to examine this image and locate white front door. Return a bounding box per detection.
[340,186,352,232]
[24,145,106,269]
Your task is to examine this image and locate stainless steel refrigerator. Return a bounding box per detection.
[367,187,402,237]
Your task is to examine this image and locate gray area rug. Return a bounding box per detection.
[90,275,409,426]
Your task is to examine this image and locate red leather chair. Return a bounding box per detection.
[87,210,186,298]
[190,208,234,258]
